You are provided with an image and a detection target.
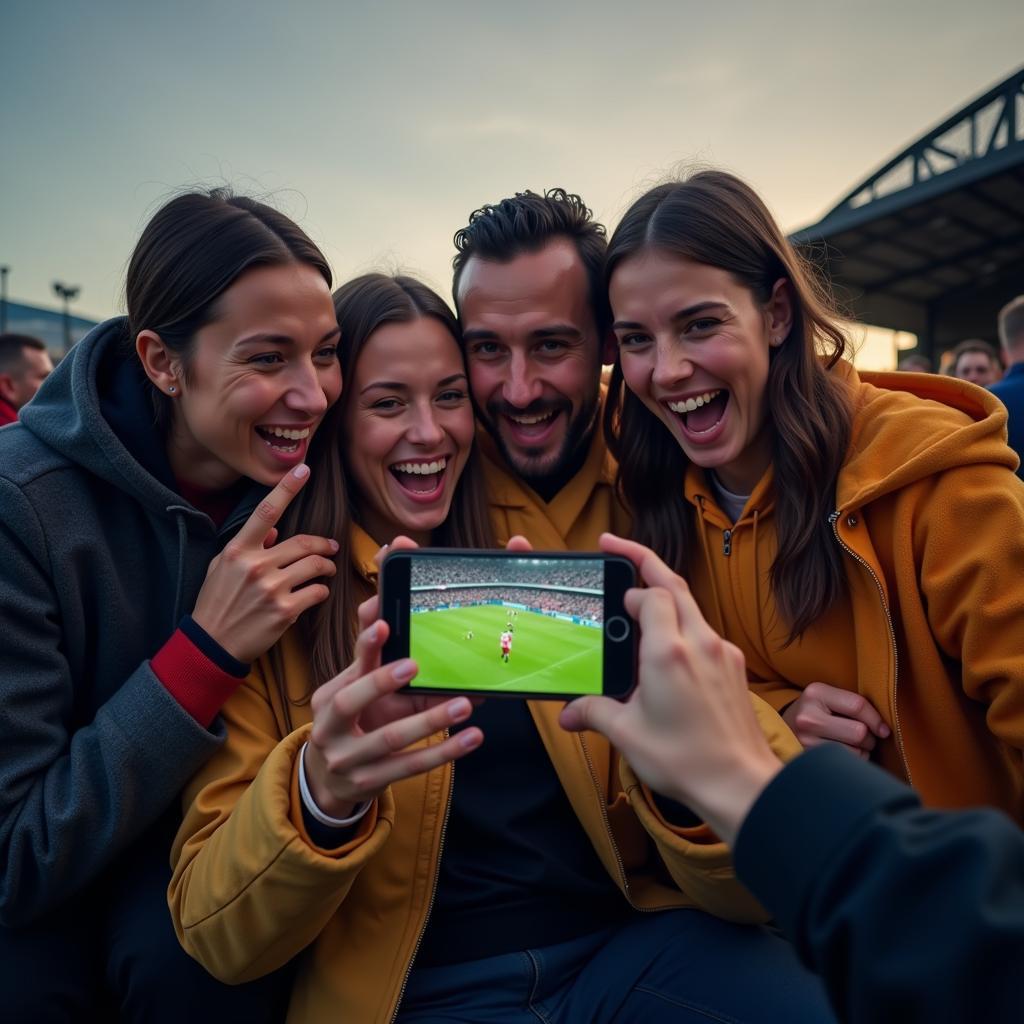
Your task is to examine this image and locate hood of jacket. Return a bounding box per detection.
[18,316,190,517]
[837,362,1018,511]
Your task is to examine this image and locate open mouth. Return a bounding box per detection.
[502,408,562,443]
[389,456,449,498]
[255,425,311,454]
[665,389,729,436]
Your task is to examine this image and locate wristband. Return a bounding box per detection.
[298,742,372,827]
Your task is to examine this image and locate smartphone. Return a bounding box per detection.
[380,548,636,700]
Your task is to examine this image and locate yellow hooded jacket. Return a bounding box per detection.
[170,426,802,1024]
[685,364,1024,818]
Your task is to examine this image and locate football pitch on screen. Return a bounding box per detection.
[410,605,602,695]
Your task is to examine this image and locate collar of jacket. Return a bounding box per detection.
[683,462,776,527]
[477,410,616,539]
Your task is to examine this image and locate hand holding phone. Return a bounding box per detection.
[304,596,483,818]
[558,533,781,844]
[380,548,637,700]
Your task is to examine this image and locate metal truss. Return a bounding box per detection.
[793,66,1024,242]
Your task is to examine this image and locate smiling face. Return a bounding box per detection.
[161,262,342,490]
[343,316,475,546]
[610,249,790,495]
[457,239,604,490]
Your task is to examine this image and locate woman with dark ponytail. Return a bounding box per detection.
[0,189,343,1019]
[605,170,1024,820]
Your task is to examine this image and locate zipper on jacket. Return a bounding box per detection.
[577,734,674,913]
[828,511,912,785]
[722,529,732,556]
[389,744,455,1023]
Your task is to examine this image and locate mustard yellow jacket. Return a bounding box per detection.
[170,430,802,1024]
[686,364,1024,818]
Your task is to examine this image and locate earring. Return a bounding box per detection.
[168,385,177,394]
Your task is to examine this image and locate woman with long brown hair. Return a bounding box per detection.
[604,170,1024,820]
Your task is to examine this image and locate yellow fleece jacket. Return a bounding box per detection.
[686,363,1024,818]
[170,434,802,1024]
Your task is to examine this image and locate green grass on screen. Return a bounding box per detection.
[410,605,601,695]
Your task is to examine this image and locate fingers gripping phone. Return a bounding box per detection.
[380,549,636,700]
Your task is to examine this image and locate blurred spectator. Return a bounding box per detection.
[948,339,1003,388]
[412,556,602,590]
[991,295,1024,479]
[897,352,932,373]
[0,334,53,425]
[413,585,603,621]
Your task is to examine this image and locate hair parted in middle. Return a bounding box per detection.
[451,188,611,336]
[278,273,494,699]
[604,170,854,643]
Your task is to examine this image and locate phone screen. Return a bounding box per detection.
[406,553,605,696]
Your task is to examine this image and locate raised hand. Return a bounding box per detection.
[192,464,338,663]
[304,603,482,819]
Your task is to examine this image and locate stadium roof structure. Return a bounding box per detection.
[791,66,1024,359]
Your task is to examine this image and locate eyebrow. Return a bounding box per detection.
[360,372,467,396]
[613,302,729,331]
[236,326,341,347]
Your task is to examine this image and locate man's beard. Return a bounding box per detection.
[483,391,599,492]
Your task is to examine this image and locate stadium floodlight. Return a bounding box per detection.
[53,280,81,354]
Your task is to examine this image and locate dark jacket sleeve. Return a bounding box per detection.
[734,744,1024,1024]
[0,482,224,926]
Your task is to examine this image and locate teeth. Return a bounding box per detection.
[509,411,554,425]
[260,426,310,440]
[667,390,721,414]
[392,458,448,475]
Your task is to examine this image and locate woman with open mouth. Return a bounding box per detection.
[604,170,1024,824]
[0,189,343,1020]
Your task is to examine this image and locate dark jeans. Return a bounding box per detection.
[397,908,836,1023]
[0,815,294,1023]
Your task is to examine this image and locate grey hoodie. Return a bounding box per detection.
[0,317,261,926]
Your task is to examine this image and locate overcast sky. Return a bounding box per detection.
[4,0,1022,341]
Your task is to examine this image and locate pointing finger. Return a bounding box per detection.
[233,464,311,547]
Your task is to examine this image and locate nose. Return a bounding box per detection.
[502,351,542,409]
[651,337,693,391]
[408,401,446,447]
[284,360,331,417]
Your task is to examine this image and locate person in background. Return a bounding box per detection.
[604,170,1024,823]
[948,337,1004,386]
[895,351,931,373]
[991,294,1024,479]
[0,333,53,425]
[562,532,1024,1024]
[0,189,342,1021]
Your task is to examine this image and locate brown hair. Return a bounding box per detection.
[279,274,494,707]
[126,189,331,430]
[603,171,853,642]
